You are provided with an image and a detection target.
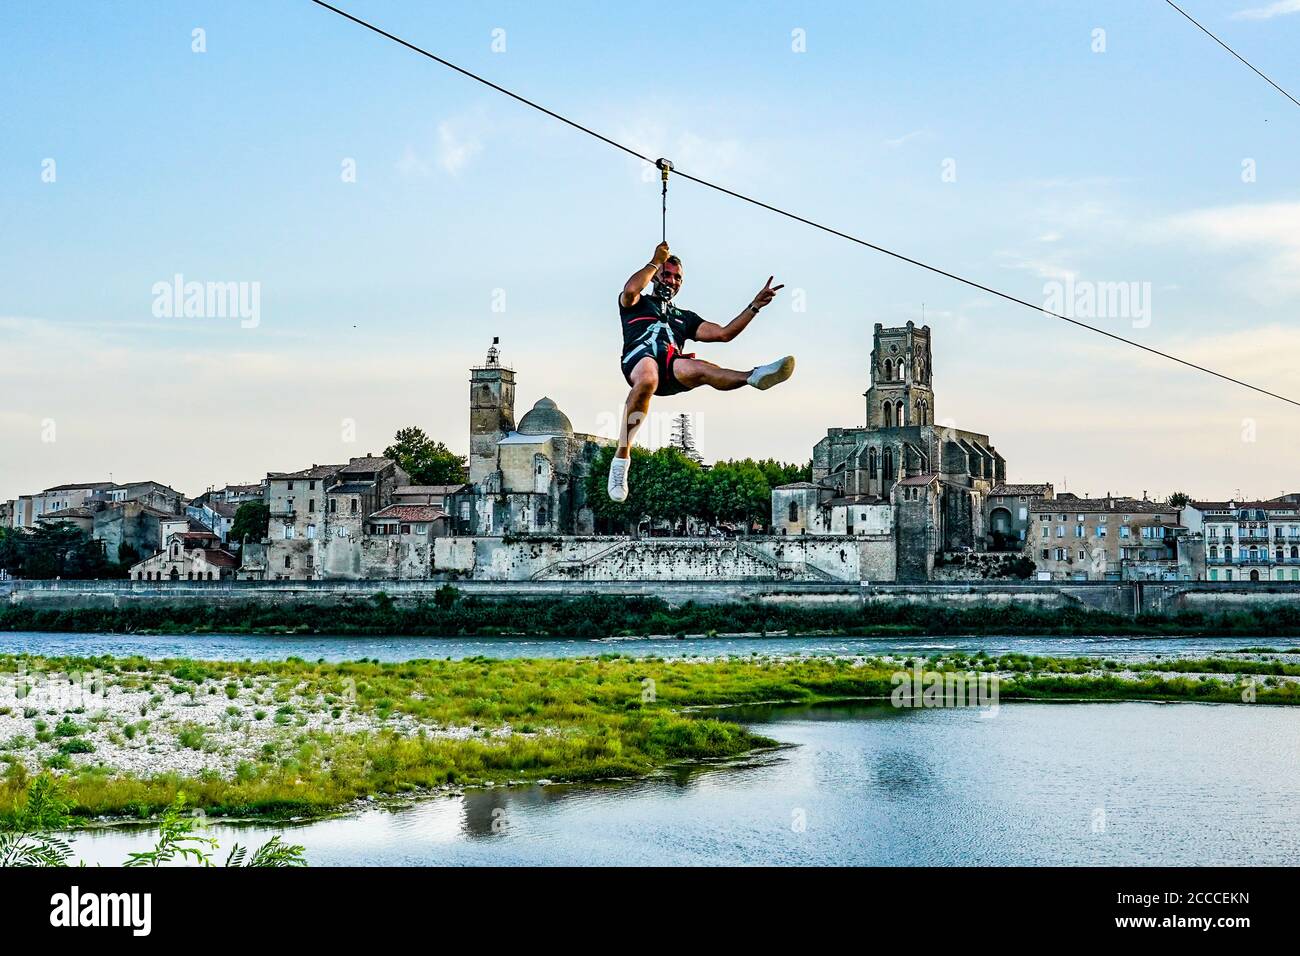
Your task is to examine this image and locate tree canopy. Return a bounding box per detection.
[0,524,118,579]
[585,448,813,533]
[229,500,270,544]
[384,426,468,486]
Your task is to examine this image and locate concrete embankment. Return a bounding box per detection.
[5,578,1300,617]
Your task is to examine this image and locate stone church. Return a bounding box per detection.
[451,340,612,535]
[773,322,1006,581]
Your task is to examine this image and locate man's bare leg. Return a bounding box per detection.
[608,357,657,502]
[672,355,795,392]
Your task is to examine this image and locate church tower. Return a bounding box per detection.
[865,321,934,429]
[469,337,516,484]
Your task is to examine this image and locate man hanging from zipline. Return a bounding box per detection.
[607,239,795,501]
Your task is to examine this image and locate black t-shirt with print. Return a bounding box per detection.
[618,292,704,360]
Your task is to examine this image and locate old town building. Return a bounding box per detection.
[1028,496,1192,581]
[1183,498,1300,583]
[774,322,1008,581]
[452,340,613,536]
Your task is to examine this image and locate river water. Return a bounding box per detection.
[61,700,1300,866]
[2,630,1291,662]
[9,631,1296,866]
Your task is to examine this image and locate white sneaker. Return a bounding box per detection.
[607,454,630,502]
[748,355,796,390]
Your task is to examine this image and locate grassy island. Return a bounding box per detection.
[2,649,1299,826]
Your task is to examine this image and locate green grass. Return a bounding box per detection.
[1,650,1297,826]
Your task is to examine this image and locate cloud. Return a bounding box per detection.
[436,121,482,175]
[884,129,933,148]
[394,119,484,178]
[1232,0,1300,20]
[1152,201,1300,300]
[617,117,747,181]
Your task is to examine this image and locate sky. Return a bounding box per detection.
[2,0,1298,504]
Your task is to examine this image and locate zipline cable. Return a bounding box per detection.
[1164,0,1300,110]
[306,0,1300,410]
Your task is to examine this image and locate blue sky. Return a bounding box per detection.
[2,0,1298,502]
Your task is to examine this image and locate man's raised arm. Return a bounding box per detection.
[620,241,672,308]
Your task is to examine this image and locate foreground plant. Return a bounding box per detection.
[0,771,307,868]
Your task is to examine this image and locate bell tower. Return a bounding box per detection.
[469,337,516,484]
[865,321,934,429]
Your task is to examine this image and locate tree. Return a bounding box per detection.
[229,500,270,544]
[1168,491,1191,508]
[385,426,468,485]
[0,524,112,579]
[704,459,772,532]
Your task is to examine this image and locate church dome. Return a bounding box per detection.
[517,397,573,436]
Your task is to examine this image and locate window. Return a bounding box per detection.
[306,555,314,569]
[1210,569,1218,581]
[283,524,294,540]
[1078,550,1086,561]
[309,480,316,490]
[309,499,315,513]
[401,524,411,535]
[789,501,799,523]
[1074,525,1084,538]
[1056,526,1065,538]
[330,499,337,513]
[287,481,294,490]
[307,524,316,539]
[1120,526,1130,539]
[415,524,428,535]
[1096,526,1106,538]
[1098,515,1107,524]
[1041,549,1049,560]
[284,556,292,569]
[351,498,358,513]
[1041,526,1049,539]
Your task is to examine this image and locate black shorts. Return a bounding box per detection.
[621,344,691,397]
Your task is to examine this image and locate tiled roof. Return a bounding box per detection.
[897,474,939,486]
[368,505,448,522]
[990,483,1051,496]
[38,507,94,520]
[328,482,375,494]
[396,485,465,495]
[1192,500,1300,512]
[200,549,239,568]
[340,457,394,473]
[1029,497,1177,514]
[223,483,263,495]
[42,481,113,493]
[269,464,345,481]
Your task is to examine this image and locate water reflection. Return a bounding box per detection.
[59,701,1300,866]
